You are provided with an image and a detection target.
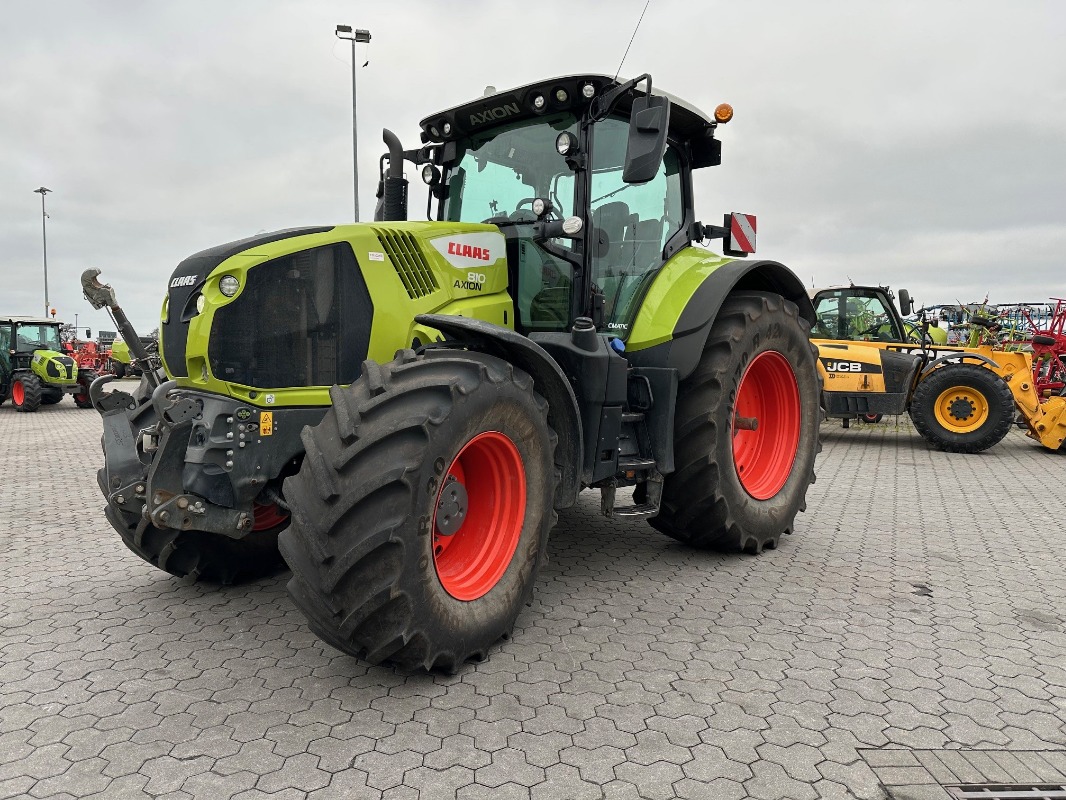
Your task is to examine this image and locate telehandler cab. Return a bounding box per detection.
[85,73,821,670]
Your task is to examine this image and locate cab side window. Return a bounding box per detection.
[589,117,684,327]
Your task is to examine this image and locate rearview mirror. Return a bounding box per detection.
[898,289,912,316]
[622,94,671,184]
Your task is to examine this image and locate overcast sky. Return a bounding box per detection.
[3,0,1065,334]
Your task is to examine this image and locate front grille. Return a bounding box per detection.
[162,226,335,378]
[45,357,75,380]
[208,243,373,389]
[373,228,439,298]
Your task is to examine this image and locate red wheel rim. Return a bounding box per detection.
[12,381,24,405]
[732,351,801,500]
[433,431,526,601]
[252,501,289,531]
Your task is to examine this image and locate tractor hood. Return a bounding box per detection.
[30,349,79,385]
[160,222,513,406]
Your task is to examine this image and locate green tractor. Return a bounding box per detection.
[0,316,97,412]
[85,73,821,671]
[109,335,158,377]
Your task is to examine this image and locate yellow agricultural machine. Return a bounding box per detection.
[811,285,1066,453]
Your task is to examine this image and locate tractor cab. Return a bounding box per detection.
[381,74,751,338]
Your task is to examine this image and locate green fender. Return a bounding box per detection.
[625,248,814,379]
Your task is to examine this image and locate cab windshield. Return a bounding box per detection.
[15,323,62,352]
[813,290,903,342]
[442,113,577,224]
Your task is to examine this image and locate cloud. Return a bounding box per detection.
[2,0,1065,333]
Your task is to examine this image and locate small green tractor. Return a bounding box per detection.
[85,73,821,671]
[0,316,97,412]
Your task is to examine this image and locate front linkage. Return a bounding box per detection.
[83,269,296,582]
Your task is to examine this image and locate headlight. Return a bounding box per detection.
[554,88,568,104]
[532,198,547,217]
[581,82,596,99]
[422,164,440,185]
[219,275,240,297]
[562,216,584,236]
[556,131,577,156]
[442,121,452,135]
[532,94,546,111]
[195,294,206,314]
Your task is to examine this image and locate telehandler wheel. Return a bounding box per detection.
[101,494,287,584]
[909,363,1014,453]
[280,349,557,672]
[12,374,43,412]
[651,291,821,553]
[73,371,97,408]
[861,413,884,424]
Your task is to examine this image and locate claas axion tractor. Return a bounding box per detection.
[84,73,822,671]
[0,316,97,412]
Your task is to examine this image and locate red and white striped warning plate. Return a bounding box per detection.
[729,212,756,253]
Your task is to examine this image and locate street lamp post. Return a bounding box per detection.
[335,24,371,221]
[34,187,52,318]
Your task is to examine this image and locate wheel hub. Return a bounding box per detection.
[947,396,975,421]
[435,474,468,536]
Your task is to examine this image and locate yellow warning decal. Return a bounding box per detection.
[260,412,273,436]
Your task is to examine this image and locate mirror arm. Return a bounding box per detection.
[591,73,652,120]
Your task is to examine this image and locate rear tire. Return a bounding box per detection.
[12,374,42,412]
[651,292,821,553]
[280,349,557,671]
[909,363,1014,453]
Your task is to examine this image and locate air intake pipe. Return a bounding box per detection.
[376,128,408,222]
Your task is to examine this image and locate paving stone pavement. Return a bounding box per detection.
[2,403,1066,800]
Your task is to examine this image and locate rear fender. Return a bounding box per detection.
[415,313,582,509]
[627,258,814,380]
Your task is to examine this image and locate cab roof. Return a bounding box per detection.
[419,73,721,148]
[0,315,59,325]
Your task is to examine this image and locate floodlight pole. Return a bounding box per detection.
[34,187,52,317]
[335,25,372,221]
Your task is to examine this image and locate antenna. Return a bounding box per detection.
[614,0,652,81]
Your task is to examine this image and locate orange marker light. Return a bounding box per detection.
[714,103,734,123]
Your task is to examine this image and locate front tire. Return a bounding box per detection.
[74,370,97,408]
[280,350,557,671]
[909,363,1013,453]
[651,292,821,553]
[12,374,43,412]
[101,495,287,584]
[113,362,127,378]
